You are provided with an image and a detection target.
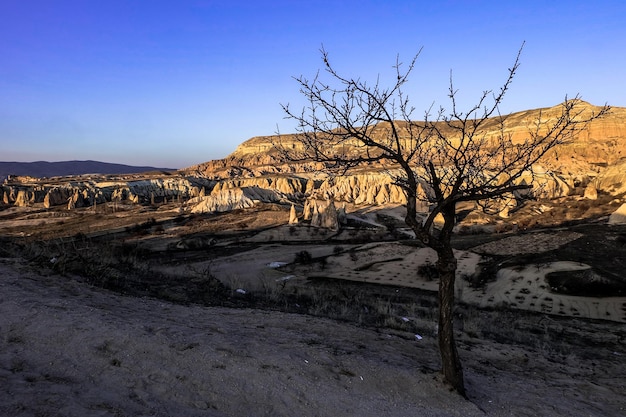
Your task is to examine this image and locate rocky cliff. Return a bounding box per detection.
[3,102,625,223]
[186,102,626,179]
[179,102,625,217]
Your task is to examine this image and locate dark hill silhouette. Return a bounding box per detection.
[0,160,174,181]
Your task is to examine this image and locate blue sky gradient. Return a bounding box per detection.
[1,0,624,168]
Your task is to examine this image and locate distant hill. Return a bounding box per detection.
[0,160,174,181]
[185,101,626,179]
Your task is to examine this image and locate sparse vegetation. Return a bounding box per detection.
[417,262,438,281]
[294,250,313,264]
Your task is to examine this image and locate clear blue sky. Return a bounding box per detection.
[1,0,624,168]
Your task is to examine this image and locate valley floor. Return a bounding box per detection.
[1,258,624,417]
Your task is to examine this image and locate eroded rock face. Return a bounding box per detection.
[595,159,626,196]
[2,175,210,209]
[514,166,574,199]
[14,190,31,207]
[184,103,626,217]
[44,188,69,208]
[187,102,626,177]
[4,102,626,226]
[187,186,287,213]
[211,176,307,198]
[584,183,598,200]
[288,204,298,224]
[309,199,339,230]
[311,173,408,205]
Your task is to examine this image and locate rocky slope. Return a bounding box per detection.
[181,102,626,217]
[187,102,626,178]
[1,173,212,209]
[2,102,625,223]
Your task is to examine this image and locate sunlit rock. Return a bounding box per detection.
[608,203,626,225]
[289,204,298,224]
[309,199,339,230]
[583,183,598,200]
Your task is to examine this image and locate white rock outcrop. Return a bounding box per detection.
[211,177,306,198]
[288,204,298,224]
[1,175,209,208]
[309,199,339,230]
[187,186,287,214]
[309,173,409,206]
[608,203,626,225]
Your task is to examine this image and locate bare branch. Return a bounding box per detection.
[277,44,609,395]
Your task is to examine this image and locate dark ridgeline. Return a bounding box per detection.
[0,160,174,181]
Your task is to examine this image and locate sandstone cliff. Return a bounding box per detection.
[180,102,625,219]
[186,102,626,179]
[3,102,625,226]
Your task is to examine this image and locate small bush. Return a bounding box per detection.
[294,250,313,264]
[319,257,328,270]
[417,262,438,281]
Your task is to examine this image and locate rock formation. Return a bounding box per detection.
[179,102,626,221]
[288,204,298,224]
[595,159,626,196]
[583,183,598,200]
[186,102,626,178]
[210,176,307,198]
[3,102,626,228]
[609,203,626,225]
[13,190,31,207]
[187,186,287,214]
[1,174,210,209]
[309,199,339,230]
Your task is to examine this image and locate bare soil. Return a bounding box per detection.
[1,201,625,416]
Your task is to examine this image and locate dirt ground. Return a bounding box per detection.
[1,256,625,417]
[1,202,626,416]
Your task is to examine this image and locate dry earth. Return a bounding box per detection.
[206,229,626,323]
[1,255,625,416]
[1,203,626,416]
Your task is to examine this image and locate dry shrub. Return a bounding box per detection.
[417,262,438,281]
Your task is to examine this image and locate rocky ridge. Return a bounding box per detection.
[2,102,626,226]
[1,174,212,209]
[181,102,626,221]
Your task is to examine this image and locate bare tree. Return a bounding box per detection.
[278,45,609,395]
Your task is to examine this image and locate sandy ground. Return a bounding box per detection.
[0,259,481,417]
[2,257,626,417]
[481,262,626,321]
[207,239,626,323]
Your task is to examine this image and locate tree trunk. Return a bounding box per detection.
[437,247,465,396]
